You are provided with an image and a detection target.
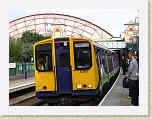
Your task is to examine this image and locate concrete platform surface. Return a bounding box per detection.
[9,77,35,93]
[99,69,131,106]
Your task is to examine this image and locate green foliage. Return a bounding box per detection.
[9,31,51,63]
[21,30,50,43]
[9,38,23,62]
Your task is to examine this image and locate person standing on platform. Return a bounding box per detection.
[121,56,128,75]
[127,50,139,106]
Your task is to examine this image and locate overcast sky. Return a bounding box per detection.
[9,9,138,37]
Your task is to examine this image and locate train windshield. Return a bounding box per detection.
[74,42,92,69]
[35,43,52,71]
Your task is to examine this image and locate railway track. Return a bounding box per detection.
[9,85,46,106]
[9,70,119,106]
[10,91,46,106]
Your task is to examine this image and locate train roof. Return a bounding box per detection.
[34,38,52,46]
[34,37,117,55]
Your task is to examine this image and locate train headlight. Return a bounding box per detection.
[64,42,68,46]
[38,86,42,90]
[77,84,82,89]
[87,84,92,88]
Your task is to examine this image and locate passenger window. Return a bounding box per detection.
[102,54,108,74]
[74,42,92,69]
[108,55,113,72]
[95,49,100,67]
[35,44,52,71]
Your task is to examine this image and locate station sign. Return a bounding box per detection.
[98,41,126,49]
[9,63,16,68]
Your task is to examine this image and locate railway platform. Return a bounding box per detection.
[9,77,35,93]
[99,68,131,106]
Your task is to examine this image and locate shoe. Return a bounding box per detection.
[130,104,134,106]
[127,96,131,99]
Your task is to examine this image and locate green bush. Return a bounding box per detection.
[9,31,51,63]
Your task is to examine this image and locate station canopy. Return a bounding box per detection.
[9,13,113,40]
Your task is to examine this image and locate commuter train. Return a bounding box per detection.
[34,37,119,105]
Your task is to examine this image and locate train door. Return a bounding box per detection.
[55,40,72,93]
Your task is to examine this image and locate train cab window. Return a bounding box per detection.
[74,42,92,69]
[35,44,52,71]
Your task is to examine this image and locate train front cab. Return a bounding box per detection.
[34,37,100,103]
[70,37,100,97]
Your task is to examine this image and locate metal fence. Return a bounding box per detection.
[9,63,34,76]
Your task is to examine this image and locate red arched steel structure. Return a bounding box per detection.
[9,13,113,40]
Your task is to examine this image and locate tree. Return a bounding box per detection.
[9,37,23,62]
[21,30,51,43]
[9,31,51,63]
[21,31,51,62]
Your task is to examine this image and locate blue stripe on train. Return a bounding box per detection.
[36,87,100,97]
[36,79,101,97]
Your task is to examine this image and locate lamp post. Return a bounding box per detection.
[24,31,27,79]
[20,36,24,75]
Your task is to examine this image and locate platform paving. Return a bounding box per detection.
[9,77,35,90]
[100,69,131,106]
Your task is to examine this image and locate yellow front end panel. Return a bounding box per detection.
[72,69,97,90]
[35,71,56,92]
[70,37,99,91]
[34,38,56,92]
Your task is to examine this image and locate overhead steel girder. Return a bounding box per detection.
[9,13,113,40]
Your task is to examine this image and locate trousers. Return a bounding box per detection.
[129,79,139,106]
